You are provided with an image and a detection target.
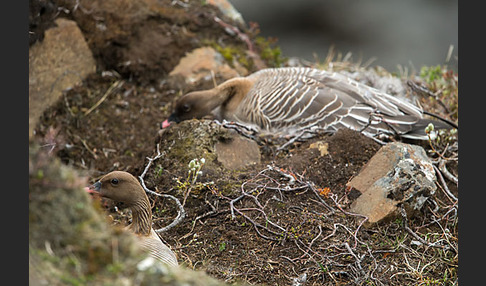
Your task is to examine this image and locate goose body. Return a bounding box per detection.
[165,67,447,140]
[87,171,178,267]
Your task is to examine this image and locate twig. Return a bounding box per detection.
[75,135,98,159]
[438,159,458,186]
[308,225,323,250]
[214,119,262,143]
[138,144,186,233]
[229,194,245,219]
[399,205,446,250]
[214,16,254,52]
[407,80,450,114]
[84,80,123,116]
[153,191,186,233]
[344,242,362,270]
[267,165,296,184]
[329,194,368,248]
[433,164,458,202]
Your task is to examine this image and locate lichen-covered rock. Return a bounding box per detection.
[157,120,229,167]
[157,119,260,171]
[347,142,437,225]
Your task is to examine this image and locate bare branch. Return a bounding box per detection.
[138,144,186,233]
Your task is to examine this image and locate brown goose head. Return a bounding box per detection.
[162,77,253,128]
[87,171,146,209]
[165,89,221,125]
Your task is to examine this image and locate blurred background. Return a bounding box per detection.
[229,0,458,72]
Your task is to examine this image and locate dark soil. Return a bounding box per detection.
[31,1,458,285]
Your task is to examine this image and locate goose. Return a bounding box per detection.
[162,67,455,140]
[86,171,178,267]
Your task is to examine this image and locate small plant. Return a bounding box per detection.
[425,123,458,159]
[175,158,205,190]
[318,262,328,273]
[154,165,164,179]
[175,158,213,206]
[218,242,226,252]
[420,65,443,84]
[187,158,205,185]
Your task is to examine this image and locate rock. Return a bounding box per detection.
[207,0,246,26]
[29,18,96,139]
[214,136,260,170]
[158,119,260,171]
[169,47,244,85]
[347,142,436,226]
[55,0,248,84]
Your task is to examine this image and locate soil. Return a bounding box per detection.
[31,1,458,285]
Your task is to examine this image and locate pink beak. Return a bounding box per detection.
[84,186,99,194]
[162,119,171,128]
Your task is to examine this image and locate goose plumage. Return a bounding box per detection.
[164,67,452,140]
[86,171,178,267]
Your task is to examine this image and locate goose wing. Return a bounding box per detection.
[244,67,423,137]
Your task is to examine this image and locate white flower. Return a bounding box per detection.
[188,159,196,169]
[424,123,434,134]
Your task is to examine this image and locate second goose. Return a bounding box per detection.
[163,67,453,140]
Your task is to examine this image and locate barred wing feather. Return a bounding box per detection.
[243,67,423,137]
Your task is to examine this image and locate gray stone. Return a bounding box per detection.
[347,142,436,226]
[214,136,260,170]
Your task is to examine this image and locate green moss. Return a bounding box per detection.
[420,65,443,84]
[419,65,458,120]
[219,180,241,196]
[254,36,286,67]
[160,119,228,166]
[210,42,252,70]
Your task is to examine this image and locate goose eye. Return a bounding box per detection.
[110,178,119,185]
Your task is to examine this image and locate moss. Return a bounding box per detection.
[254,36,286,67]
[418,65,458,121]
[159,119,230,166]
[206,33,286,72]
[218,180,241,196]
[210,41,253,71]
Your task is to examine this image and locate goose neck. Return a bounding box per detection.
[129,197,152,236]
